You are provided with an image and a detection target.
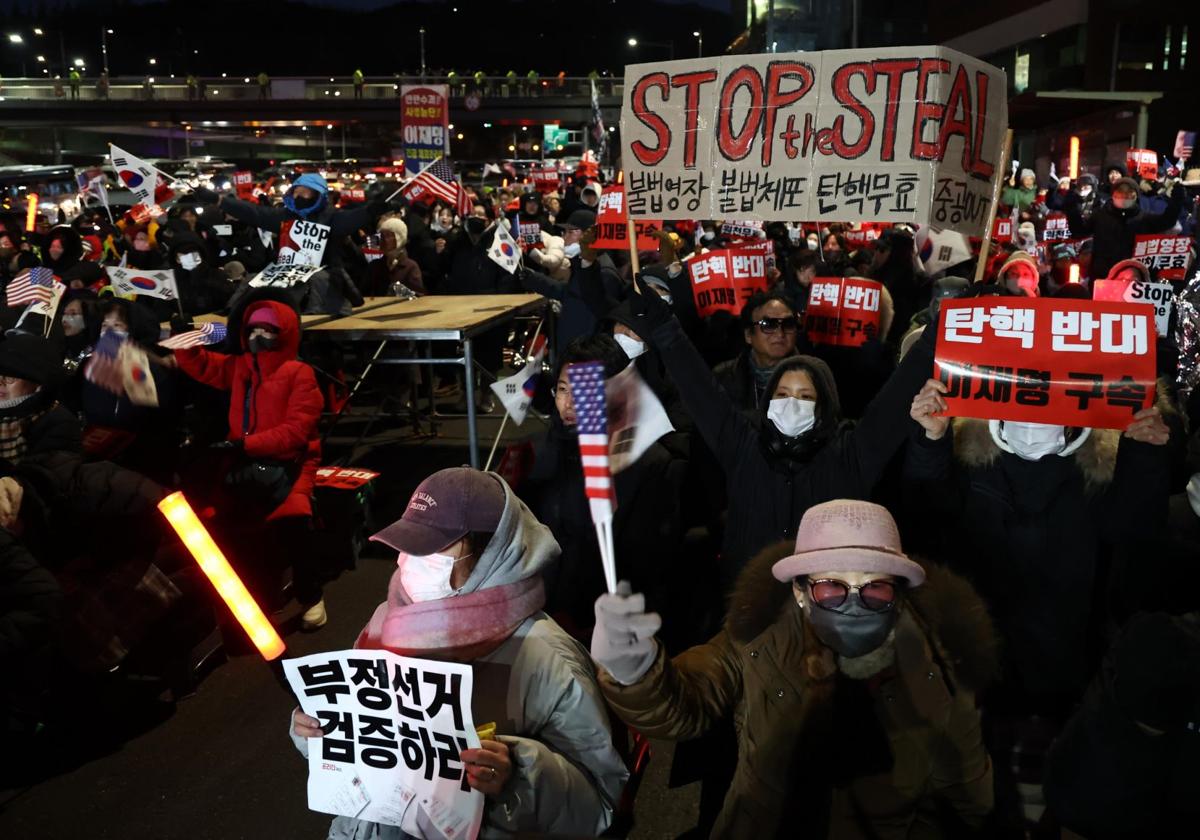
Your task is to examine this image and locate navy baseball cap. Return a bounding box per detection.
[370,468,505,555]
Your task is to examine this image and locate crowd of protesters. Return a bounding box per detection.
[2,152,1199,838]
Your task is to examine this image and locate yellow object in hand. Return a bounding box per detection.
[476,721,496,741]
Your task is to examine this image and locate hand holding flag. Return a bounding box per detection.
[567,361,618,594]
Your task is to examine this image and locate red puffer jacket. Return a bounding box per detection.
[175,300,322,519]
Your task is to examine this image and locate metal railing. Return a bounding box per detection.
[0,75,623,103]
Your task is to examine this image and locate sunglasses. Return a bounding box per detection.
[804,578,898,612]
[754,317,800,334]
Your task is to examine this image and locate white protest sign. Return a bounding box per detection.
[284,649,484,839]
[105,266,179,301]
[278,219,331,267]
[250,263,322,288]
[621,46,1008,236]
[1125,281,1174,337]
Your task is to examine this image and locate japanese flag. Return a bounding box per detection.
[487,221,521,275]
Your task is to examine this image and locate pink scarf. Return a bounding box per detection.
[356,576,545,662]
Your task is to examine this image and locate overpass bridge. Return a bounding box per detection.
[0,75,624,128]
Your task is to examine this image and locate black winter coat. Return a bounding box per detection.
[520,255,623,354]
[219,195,373,273]
[902,419,1169,707]
[438,229,516,295]
[649,315,935,586]
[1066,190,1185,280]
[520,421,683,638]
[0,529,60,664]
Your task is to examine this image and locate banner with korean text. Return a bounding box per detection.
[621,46,1007,235]
[686,242,772,317]
[593,187,661,250]
[804,277,884,347]
[401,85,450,176]
[935,298,1156,430]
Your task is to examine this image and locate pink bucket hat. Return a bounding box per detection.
[771,500,926,586]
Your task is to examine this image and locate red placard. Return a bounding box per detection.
[531,164,560,194]
[1132,234,1193,274]
[593,187,660,250]
[1126,148,1159,180]
[514,218,542,249]
[687,245,770,318]
[992,216,1013,242]
[233,170,255,199]
[314,467,381,490]
[804,277,884,347]
[842,223,891,247]
[340,187,366,203]
[935,298,1156,430]
[1042,212,1070,241]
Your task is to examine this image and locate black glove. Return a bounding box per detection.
[192,187,221,206]
[209,439,243,451]
[627,273,675,337]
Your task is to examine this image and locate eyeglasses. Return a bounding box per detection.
[754,317,800,334]
[804,578,897,612]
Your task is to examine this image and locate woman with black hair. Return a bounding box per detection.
[621,277,940,592]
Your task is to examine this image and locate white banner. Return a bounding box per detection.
[283,649,484,839]
[250,263,322,288]
[620,46,1008,236]
[278,219,331,267]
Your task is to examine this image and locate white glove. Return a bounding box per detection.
[591,581,661,686]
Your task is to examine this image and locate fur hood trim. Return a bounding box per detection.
[951,379,1175,491]
[726,540,1001,693]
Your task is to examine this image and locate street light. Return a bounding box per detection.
[73,58,84,68]
[419,27,426,78]
[8,34,23,44]
[627,38,637,47]
[32,28,43,36]
[148,57,156,65]
[627,36,674,60]
[693,30,703,57]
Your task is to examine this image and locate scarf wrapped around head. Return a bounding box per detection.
[356,475,561,662]
[0,393,51,463]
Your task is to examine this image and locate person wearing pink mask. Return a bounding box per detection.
[1066,175,1185,280]
[289,467,627,838]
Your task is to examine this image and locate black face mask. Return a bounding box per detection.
[464,218,487,239]
[293,194,318,210]
[806,598,900,658]
[248,335,278,354]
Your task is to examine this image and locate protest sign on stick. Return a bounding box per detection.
[283,649,484,839]
[934,298,1156,430]
[621,46,1009,238]
[804,277,884,347]
[686,244,771,317]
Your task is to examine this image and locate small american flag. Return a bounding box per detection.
[402,157,473,217]
[6,267,56,308]
[84,330,127,395]
[567,361,616,518]
[159,322,228,350]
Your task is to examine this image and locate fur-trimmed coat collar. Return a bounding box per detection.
[949,382,1175,493]
[726,540,1000,694]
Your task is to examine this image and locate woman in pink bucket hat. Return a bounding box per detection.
[591,499,1000,838]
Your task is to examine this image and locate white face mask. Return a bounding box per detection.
[613,332,646,360]
[178,252,202,270]
[767,397,816,438]
[1113,196,1137,210]
[563,242,581,258]
[398,551,461,602]
[700,231,716,243]
[1188,474,1200,520]
[1078,186,1093,197]
[989,420,1087,462]
[807,238,820,250]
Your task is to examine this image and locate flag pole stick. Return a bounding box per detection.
[385,155,443,203]
[626,218,641,282]
[973,128,1014,285]
[482,315,545,472]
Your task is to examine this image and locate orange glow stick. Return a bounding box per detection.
[158,491,286,660]
[1068,263,1080,285]
[25,194,38,232]
[1069,136,1079,179]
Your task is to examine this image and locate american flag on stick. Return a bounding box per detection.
[6,267,57,308]
[567,360,618,593]
[401,157,473,217]
[159,322,228,350]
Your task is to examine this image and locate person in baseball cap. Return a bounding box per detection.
[371,466,505,559]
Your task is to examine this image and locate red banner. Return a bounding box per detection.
[992,216,1013,242]
[400,84,449,176]
[687,245,770,318]
[804,277,884,347]
[531,164,560,194]
[314,467,381,490]
[233,170,255,200]
[1126,148,1159,180]
[340,187,366,203]
[935,298,1156,430]
[593,187,660,250]
[1042,212,1070,241]
[514,218,542,249]
[842,223,891,247]
[1132,234,1192,276]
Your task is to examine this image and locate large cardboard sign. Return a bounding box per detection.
[278,220,331,267]
[621,47,1007,235]
[935,298,1155,430]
